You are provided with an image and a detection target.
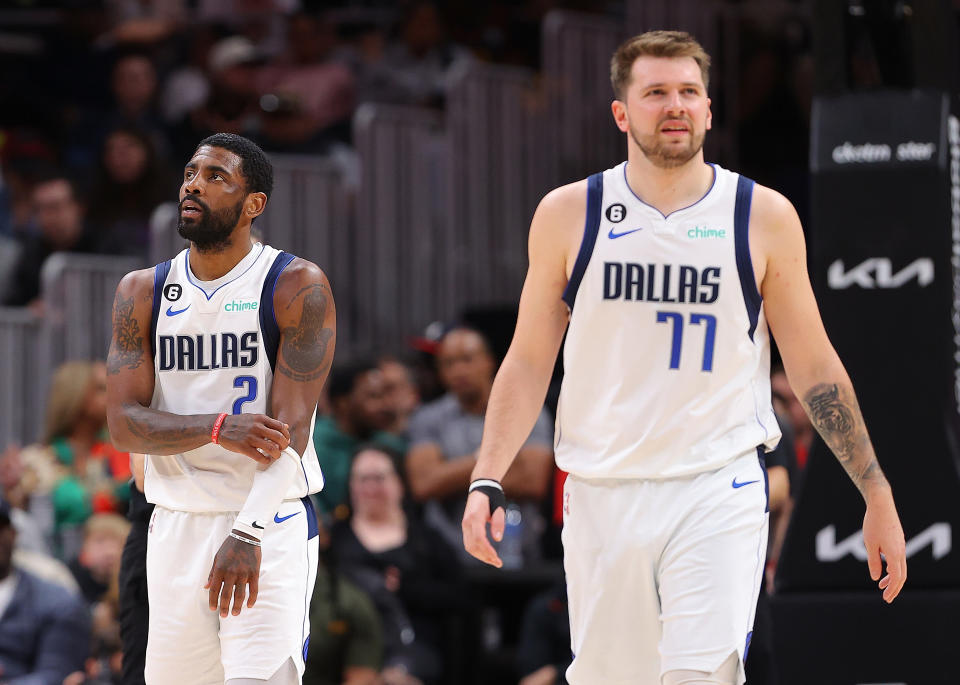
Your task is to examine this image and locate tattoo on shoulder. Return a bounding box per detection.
[106,293,144,375]
[277,283,333,382]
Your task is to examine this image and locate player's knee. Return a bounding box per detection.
[225,657,299,685]
[661,652,739,685]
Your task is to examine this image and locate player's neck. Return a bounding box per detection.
[188,234,254,281]
[623,153,714,217]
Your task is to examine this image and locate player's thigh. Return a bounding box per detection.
[220,498,319,681]
[145,508,228,685]
[658,454,767,682]
[562,476,662,685]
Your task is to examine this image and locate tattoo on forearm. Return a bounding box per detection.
[803,383,886,491]
[106,293,143,375]
[277,283,334,382]
[124,415,208,450]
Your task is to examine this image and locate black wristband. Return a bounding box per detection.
[469,479,506,516]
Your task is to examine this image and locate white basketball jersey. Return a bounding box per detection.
[145,243,324,512]
[555,162,781,480]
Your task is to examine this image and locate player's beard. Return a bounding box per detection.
[630,117,705,169]
[177,197,245,253]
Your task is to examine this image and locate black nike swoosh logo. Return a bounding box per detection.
[608,227,643,239]
[251,521,264,529]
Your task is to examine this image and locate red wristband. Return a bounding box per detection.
[211,413,228,444]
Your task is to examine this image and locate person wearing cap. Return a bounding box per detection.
[0,497,91,683]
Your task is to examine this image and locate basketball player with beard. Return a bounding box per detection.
[106,133,334,685]
[461,31,907,685]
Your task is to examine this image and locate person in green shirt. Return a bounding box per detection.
[313,360,408,518]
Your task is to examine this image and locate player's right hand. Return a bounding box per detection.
[216,414,290,465]
[462,489,505,568]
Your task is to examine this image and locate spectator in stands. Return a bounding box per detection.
[313,360,407,518]
[0,133,59,240]
[254,11,356,151]
[378,1,473,107]
[772,362,814,469]
[65,50,170,172]
[20,361,130,560]
[87,126,174,259]
[1,172,99,310]
[159,26,221,127]
[515,580,570,685]
[304,519,383,685]
[68,513,130,605]
[405,326,553,562]
[0,497,91,683]
[379,355,421,440]
[0,446,49,557]
[332,446,471,685]
[174,35,264,158]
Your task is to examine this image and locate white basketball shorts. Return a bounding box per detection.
[562,448,769,685]
[145,498,319,685]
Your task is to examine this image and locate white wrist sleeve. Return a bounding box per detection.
[233,446,301,541]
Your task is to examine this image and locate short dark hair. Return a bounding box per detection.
[32,168,84,203]
[195,133,274,196]
[610,30,711,100]
[327,359,380,401]
[439,325,493,358]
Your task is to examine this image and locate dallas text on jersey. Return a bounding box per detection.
[158,332,259,371]
[603,262,721,303]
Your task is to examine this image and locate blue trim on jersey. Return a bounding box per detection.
[622,162,718,219]
[734,176,762,340]
[302,496,319,540]
[184,244,266,301]
[259,252,297,371]
[562,173,603,310]
[756,445,769,513]
[150,260,172,362]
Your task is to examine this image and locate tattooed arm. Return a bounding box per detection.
[269,258,336,455]
[752,183,906,602]
[105,269,288,463]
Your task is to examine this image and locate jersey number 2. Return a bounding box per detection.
[655,311,716,371]
[233,375,258,414]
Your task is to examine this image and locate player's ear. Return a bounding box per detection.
[705,96,713,131]
[245,192,268,220]
[611,99,629,133]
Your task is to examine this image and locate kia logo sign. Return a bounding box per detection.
[827,258,934,289]
[815,523,952,562]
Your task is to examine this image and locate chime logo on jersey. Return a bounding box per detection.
[157,331,259,371]
[602,262,721,303]
[224,298,258,312]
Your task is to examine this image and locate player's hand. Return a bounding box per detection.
[205,532,261,617]
[462,489,505,568]
[217,414,290,465]
[862,488,906,603]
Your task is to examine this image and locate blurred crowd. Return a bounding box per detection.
[0,0,614,301]
[0,321,818,685]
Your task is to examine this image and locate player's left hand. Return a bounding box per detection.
[205,532,261,617]
[462,489,505,568]
[862,488,906,603]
